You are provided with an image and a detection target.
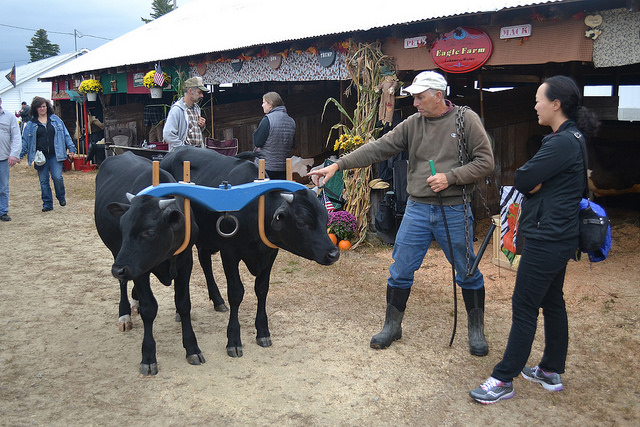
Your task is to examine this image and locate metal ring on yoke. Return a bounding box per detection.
[216,213,239,238]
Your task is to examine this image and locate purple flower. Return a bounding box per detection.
[327,210,358,240]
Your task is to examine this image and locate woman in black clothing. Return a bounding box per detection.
[470,76,600,404]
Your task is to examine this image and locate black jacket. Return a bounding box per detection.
[514,120,585,242]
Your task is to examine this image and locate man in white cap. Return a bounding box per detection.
[309,71,494,356]
[164,76,209,151]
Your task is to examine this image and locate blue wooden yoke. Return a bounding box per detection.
[136,179,308,212]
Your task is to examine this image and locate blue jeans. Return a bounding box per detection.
[389,199,484,291]
[491,238,575,382]
[38,156,66,209]
[0,159,9,216]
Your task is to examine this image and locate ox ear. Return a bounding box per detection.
[107,202,130,218]
[159,199,184,231]
[165,209,185,231]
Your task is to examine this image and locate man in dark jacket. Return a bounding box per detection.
[16,102,30,132]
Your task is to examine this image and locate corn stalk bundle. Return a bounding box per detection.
[322,41,395,248]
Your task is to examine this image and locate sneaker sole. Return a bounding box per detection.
[521,372,563,391]
[470,390,514,404]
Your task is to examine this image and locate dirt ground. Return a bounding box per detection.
[1,161,639,426]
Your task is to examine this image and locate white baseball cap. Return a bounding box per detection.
[400,71,448,95]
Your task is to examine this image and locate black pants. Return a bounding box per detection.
[492,237,577,382]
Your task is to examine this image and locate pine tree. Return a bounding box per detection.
[141,0,177,23]
[26,29,60,62]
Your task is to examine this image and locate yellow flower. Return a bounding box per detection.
[143,70,171,88]
[78,79,102,94]
[352,135,364,146]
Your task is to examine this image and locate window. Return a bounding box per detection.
[584,85,640,121]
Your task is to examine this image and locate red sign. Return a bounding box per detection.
[430,27,493,73]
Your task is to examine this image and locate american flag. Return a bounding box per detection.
[5,63,16,88]
[153,63,165,87]
[321,190,335,212]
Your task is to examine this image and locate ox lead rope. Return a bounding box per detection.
[430,160,458,347]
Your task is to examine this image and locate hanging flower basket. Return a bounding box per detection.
[78,79,103,101]
[149,87,163,98]
[143,70,171,88]
[78,79,102,93]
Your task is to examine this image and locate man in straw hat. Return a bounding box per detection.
[309,71,494,356]
[164,76,209,151]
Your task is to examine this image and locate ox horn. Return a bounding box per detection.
[280,193,294,203]
[158,199,175,209]
[126,192,135,202]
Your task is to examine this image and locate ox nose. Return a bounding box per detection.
[325,247,340,265]
[111,264,130,280]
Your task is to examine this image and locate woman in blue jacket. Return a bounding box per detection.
[21,97,76,212]
[470,76,600,404]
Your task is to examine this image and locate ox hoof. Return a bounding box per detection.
[214,303,229,313]
[118,315,132,332]
[226,346,243,357]
[139,362,158,376]
[186,353,206,365]
[256,336,272,348]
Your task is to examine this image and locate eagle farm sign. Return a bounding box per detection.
[430,27,493,73]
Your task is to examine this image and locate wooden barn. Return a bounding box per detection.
[42,0,640,218]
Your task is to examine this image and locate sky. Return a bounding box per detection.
[0,0,199,69]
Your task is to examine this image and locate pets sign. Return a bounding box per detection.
[431,27,493,73]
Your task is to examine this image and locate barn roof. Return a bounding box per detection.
[42,0,565,78]
[0,51,87,94]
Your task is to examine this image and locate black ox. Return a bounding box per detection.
[94,152,205,375]
[160,146,340,357]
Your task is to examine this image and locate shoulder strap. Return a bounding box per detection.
[570,130,589,200]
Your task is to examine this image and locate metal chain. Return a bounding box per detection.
[455,106,472,277]
[456,106,497,276]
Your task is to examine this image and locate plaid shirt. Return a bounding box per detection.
[185,106,203,147]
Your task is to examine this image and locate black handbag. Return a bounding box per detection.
[573,131,610,253]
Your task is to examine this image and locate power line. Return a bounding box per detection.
[0,23,112,41]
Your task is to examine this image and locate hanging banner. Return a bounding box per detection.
[431,27,493,73]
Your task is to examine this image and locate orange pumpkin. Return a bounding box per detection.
[328,233,338,245]
[338,240,351,251]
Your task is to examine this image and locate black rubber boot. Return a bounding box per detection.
[370,286,410,349]
[462,288,489,357]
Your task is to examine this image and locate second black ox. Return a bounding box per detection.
[160,146,340,357]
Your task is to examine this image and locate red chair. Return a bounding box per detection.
[205,138,238,156]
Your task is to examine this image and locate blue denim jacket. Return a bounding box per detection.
[21,114,76,164]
